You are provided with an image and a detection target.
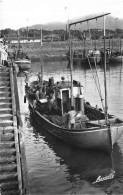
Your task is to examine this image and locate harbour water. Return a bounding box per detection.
[18,60,123,194]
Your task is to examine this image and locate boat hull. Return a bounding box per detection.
[89,56,101,64]
[15,59,31,71]
[25,79,123,154]
[67,55,101,67]
[28,103,123,154]
[109,55,123,64]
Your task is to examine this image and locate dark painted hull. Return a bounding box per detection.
[25,78,123,154]
[28,100,123,154]
[109,55,123,64]
[67,55,101,67]
[67,55,88,64]
[89,56,101,64]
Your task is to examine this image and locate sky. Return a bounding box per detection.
[0,0,123,29]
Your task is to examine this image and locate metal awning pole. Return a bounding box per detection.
[69,13,110,26]
[103,14,108,123]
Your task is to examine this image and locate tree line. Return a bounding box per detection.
[1,28,123,41]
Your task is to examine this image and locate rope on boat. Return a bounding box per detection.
[0,185,4,195]
[93,57,105,112]
[95,18,100,49]
[86,20,105,113]
[87,55,105,113]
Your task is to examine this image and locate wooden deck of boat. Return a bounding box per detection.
[0,64,28,194]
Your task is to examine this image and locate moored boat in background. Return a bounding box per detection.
[66,49,101,67]
[88,49,101,65]
[15,57,31,71]
[9,49,31,71]
[109,50,123,64]
[12,29,31,71]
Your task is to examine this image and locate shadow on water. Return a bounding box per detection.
[67,58,123,71]
[27,111,123,185]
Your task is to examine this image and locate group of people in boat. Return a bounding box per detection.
[25,73,90,130]
[25,72,56,111]
[10,49,30,60]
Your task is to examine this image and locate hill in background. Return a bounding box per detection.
[29,14,123,30]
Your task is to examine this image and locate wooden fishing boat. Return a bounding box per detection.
[109,53,123,64]
[101,49,123,64]
[88,50,101,65]
[15,58,31,71]
[25,77,123,154]
[66,50,88,65]
[109,22,123,64]
[10,49,31,71]
[13,29,31,71]
[101,52,123,65]
[66,49,101,66]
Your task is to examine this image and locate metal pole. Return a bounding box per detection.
[17,30,20,51]
[103,14,108,123]
[115,18,118,39]
[40,28,43,85]
[68,24,73,106]
[109,31,110,52]
[27,18,28,41]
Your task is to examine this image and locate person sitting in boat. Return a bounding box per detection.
[47,88,55,112]
[32,86,39,109]
[38,82,46,99]
[95,105,103,112]
[33,93,37,109]
[67,106,77,129]
[42,82,46,98]
[37,72,42,84]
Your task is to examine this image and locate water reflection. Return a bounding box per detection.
[29,113,123,184]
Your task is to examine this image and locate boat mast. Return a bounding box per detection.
[120,37,122,55]
[109,31,110,53]
[103,14,109,123]
[68,22,74,106]
[40,28,43,85]
[17,30,20,51]
[69,13,110,115]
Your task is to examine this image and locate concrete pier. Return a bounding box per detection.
[0,64,28,195]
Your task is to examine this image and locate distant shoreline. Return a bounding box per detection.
[9,39,123,60]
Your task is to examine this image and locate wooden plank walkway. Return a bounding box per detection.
[0,64,28,195]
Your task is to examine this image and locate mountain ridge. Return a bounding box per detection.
[27,14,123,30]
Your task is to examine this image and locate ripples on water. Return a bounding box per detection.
[18,60,123,194]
